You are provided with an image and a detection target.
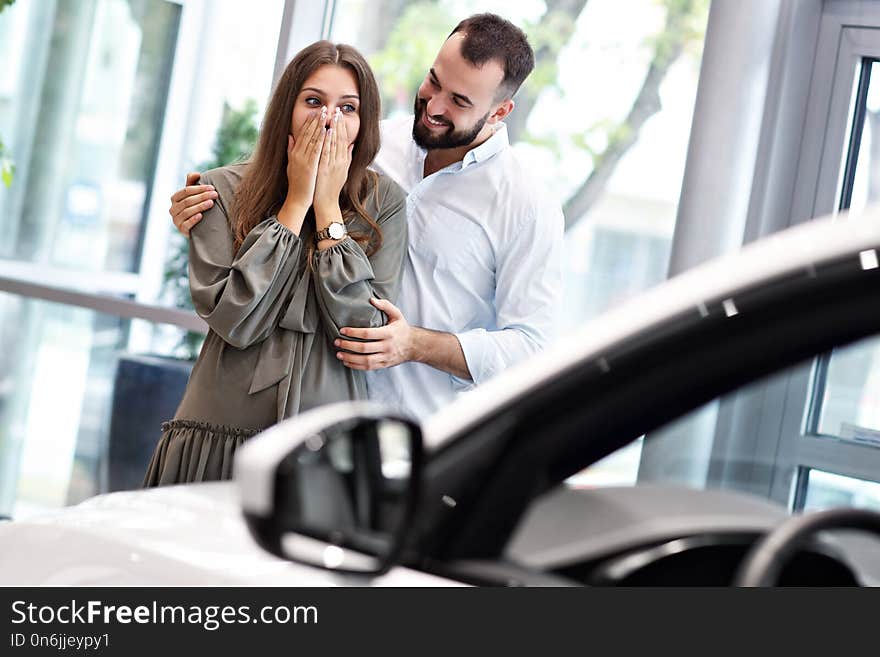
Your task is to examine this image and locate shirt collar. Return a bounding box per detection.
[461,122,509,168]
[410,121,510,175]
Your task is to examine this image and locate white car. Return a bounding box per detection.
[4,211,880,587]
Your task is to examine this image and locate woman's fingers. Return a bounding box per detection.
[319,124,331,170]
[341,110,350,161]
[292,109,317,155]
[307,108,324,152]
[337,110,349,160]
[293,111,313,154]
[310,107,327,162]
[329,109,339,167]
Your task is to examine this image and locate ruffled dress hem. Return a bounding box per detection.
[143,419,261,487]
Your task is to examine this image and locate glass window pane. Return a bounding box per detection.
[567,364,802,505]
[817,335,880,439]
[843,60,880,219]
[0,1,288,517]
[566,438,643,489]
[0,0,181,273]
[568,334,880,510]
[815,59,880,441]
[173,1,284,173]
[151,0,285,320]
[803,469,880,513]
[0,1,286,311]
[0,292,194,519]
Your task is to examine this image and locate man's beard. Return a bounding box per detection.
[411,97,488,150]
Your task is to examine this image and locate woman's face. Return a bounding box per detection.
[290,64,361,146]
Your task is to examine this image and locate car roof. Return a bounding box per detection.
[424,207,880,448]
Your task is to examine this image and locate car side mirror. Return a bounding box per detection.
[234,402,424,576]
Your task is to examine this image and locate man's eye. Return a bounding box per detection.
[453,99,467,109]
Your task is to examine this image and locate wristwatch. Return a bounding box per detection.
[315,221,347,242]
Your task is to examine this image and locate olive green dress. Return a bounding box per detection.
[143,164,407,486]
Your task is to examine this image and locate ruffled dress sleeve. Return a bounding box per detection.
[188,171,304,349]
[311,176,408,342]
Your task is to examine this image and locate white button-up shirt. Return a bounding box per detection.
[367,115,564,419]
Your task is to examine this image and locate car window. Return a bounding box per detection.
[568,331,880,514]
[492,334,880,586]
[420,242,880,563]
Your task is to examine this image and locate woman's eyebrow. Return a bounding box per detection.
[300,87,359,100]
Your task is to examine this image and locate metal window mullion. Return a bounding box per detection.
[805,57,876,439]
[803,353,831,435]
[0,260,140,295]
[838,58,874,212]
[795,434,880,485]
[272,0,332,91]
[321,0,338,38]
[0,276,207,333]
[790,466,811,511]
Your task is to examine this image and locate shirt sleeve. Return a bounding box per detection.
[454,197,564,386]
[311,177,408,343]
[188,172,304,349]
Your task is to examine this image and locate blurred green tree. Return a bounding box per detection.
[0,0,17,188]
[368,0,709,229]
[163,99,259,358]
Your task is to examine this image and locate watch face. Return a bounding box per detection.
[328,222,345,239]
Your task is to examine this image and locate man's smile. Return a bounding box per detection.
[422,111,449,130]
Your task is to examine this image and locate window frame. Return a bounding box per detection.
[772,14,880,507]
[641,1,880,509]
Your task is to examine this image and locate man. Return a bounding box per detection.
[170,13,563,419]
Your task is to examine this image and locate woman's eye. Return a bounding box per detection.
[341,104,357,113]
[304,97,321,106]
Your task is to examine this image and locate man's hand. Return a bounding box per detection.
[170,172,216,237]
[335,298,414,371]
[337,300,473,379]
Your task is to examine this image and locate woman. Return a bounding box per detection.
[144,41,407,486]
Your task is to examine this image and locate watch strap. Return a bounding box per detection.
[315,221,346,242]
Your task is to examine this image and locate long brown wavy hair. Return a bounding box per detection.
[232,41,383,257]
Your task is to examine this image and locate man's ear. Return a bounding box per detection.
[488,98,515,125]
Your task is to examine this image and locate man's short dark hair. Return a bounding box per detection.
[448,13,535,100]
